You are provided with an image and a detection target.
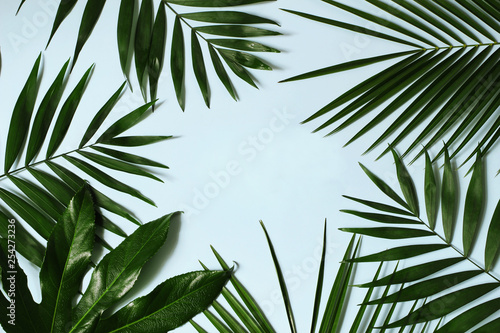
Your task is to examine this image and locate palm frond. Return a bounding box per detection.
[341,146,500,330]
[0,55,171,266]
[18,0,281,109]
[282,0,500,165]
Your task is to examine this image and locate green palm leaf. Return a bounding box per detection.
[27,0,281,109]
[341,147,500,330]
[0,57,171,266]
[283,0,500,165]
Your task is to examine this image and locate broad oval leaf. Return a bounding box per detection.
[70,212,179,333]
[39,186,96,333]
[95,270,231,333]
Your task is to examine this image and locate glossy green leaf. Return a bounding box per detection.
[485,200,500,271]
[96,270,231,333]
[367,270,481,305]
[342,195,413,216]
[203,310,232,332]
[436,297,500,333]
[192,31,210,107]
[359,163,411,211]
[424,150,438,230]
[208,38,280,53]
[196,25,280,37]
[25,60,69,165]
[463,152,484,256]
[79,82,127,148]
[340,227,434,239]
[441,149,456,243]
[222,57,257,88]
[182,11,278,25]
[191,320,209,333]
[5,54,40,172]
[391,148,419,216]
[356,258,464,288]
[46,64,94,158]
[117,0,135,87]
[149,2,167,105]
[0,188,54,240]
[101,135,172,147]
[78,151,163,182]
[473,317,500,332]
[171,16,185,110]
[0,238,42,332]
[0,209,45,267]
[384,284,499,328]
[341,210,421,224]
[219,49,271,70]
[64,155,156,206]
[260,221,297,333]
[71,212,178,332]
[209,45,237,100]
[455,0,500,34]
[135,0,154,99]
[72,0,106,69]
[92,146,169,169]
[47,0,78,47]
[39,186,95,333]
[97,101,155,143]
[347,244,448,262]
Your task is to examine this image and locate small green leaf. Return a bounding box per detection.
[46,64,94,158]
[47,0,78,47]
[135,0,154,99]
[260,221,297,333]
[40,186,95,332]
[192,31,210,107]
[117,0,135,87]
[166,0,271,7]
[343,195,414,216]
[64,155,156,206]
[341,210,421,224]
[347,244,448,262]
[209,45,237,100]
[92,146,169,169]
[182,11,279,25]
[80,82,127,148]
[101,135,172,147]
[462,152,484,256]
[424,150,438,229]
[148,2,167,105]
[340,227,433,239]
[208,38,280,53]
[25,59,69,165]
[72,0,106,69]
[391,148,419,216]
[196,25,280,37]
[485,200,500,271]
[95,270,231,333]
[441,148,456,243]
[5,53,40,172]
[219,49,272,70]
[171,16,185,110]
[310,221,327,333]
[97,101,155,143]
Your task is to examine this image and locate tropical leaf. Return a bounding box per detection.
[0,187,230,333]
[282,0,500,165]
[20,0,281,109]
[341,147,500,330]
[0,56,171,266]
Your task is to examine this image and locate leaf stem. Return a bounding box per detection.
[422,41,499,51]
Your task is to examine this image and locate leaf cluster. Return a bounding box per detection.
[0,55,170,267]
[18,0,281,110]
[283,0,500,166]
[340,147,500,331]
[0,186,231,333]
